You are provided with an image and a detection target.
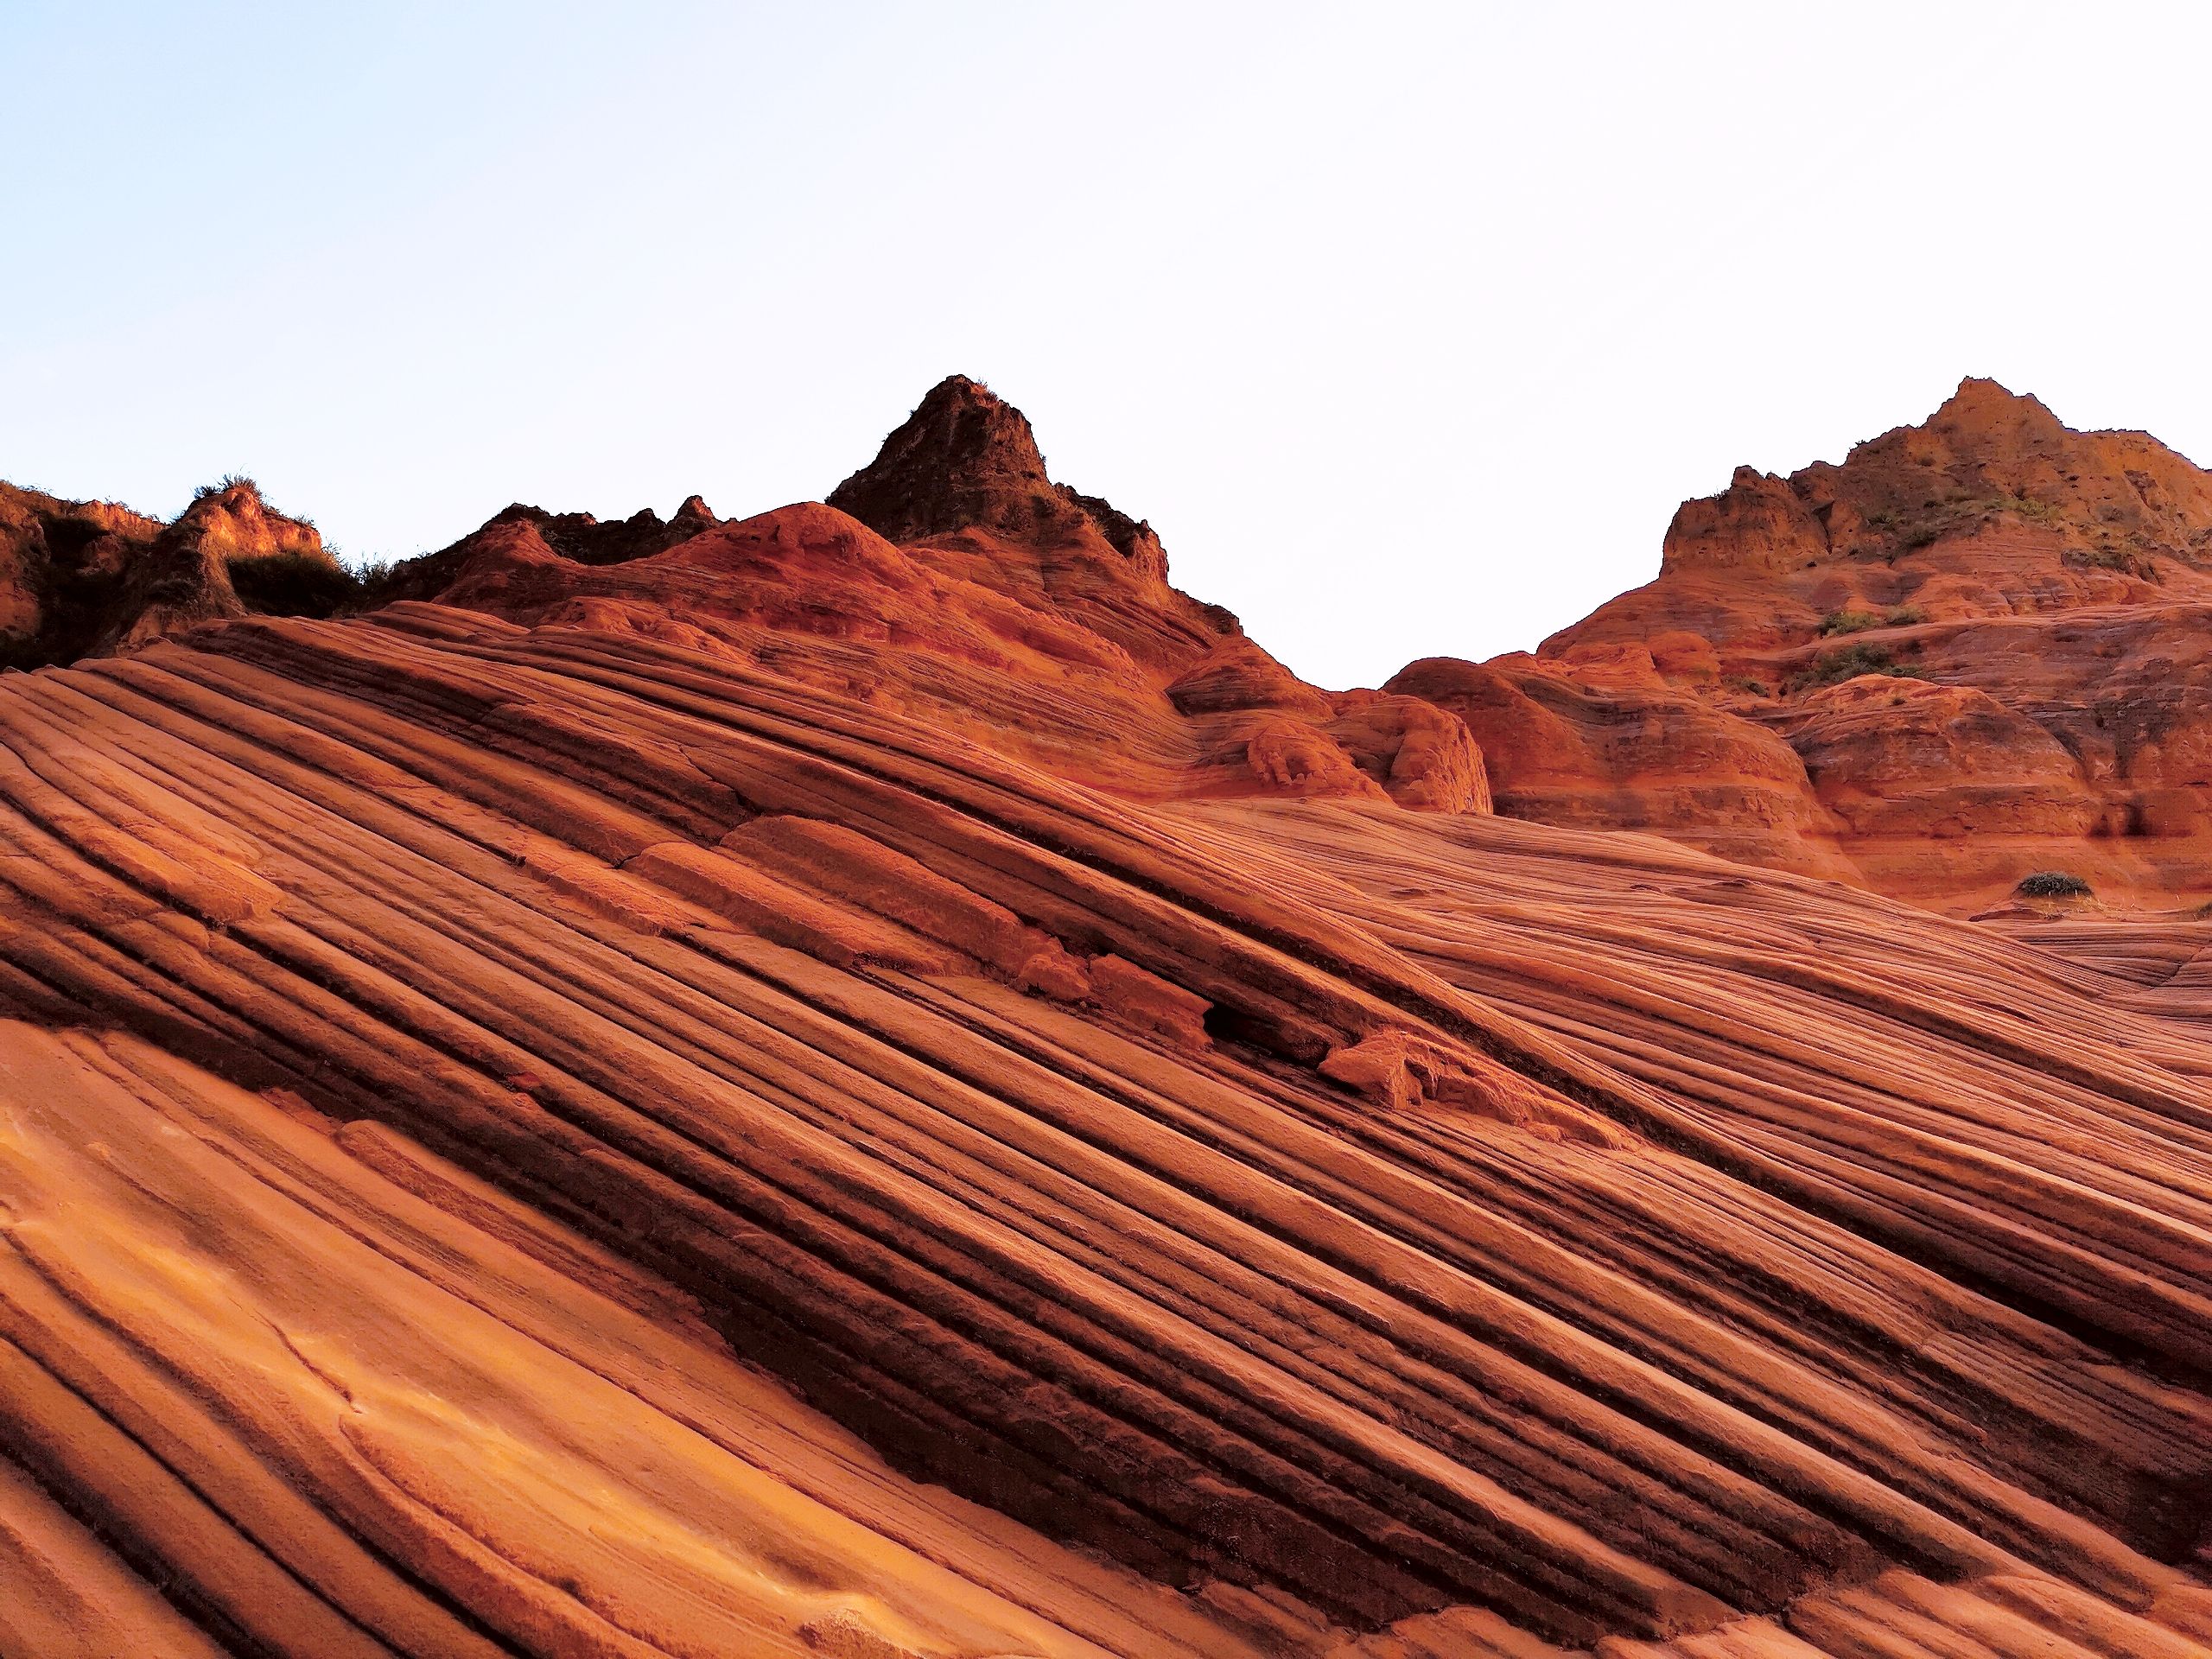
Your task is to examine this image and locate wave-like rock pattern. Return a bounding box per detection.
[0,601,2207,1656]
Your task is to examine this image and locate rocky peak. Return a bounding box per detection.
[165,478,326,565]
[1812,378,2212,568]
[829,376,1169,582]
[1659,466,1829,577]
[827,376,1051,543]
[1920,376,2069,457]
[1650,378,2212,584]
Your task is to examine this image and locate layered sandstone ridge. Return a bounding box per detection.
[0,378,2209,1656]
[371,376,1489,817]
[1404,379,2212,911]
[0,595,2207,1657]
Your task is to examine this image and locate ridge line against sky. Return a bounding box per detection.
[5,1,2209,687]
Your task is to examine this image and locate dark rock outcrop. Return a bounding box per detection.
[0,477,334,668]
[829,374,1170,581]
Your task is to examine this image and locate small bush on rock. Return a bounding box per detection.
[228,553,364,617]
[1786,643,1926,695]
[1820,609,1885,636]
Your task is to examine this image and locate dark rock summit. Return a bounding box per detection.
[830,375,1169,579]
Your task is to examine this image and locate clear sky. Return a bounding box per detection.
[5,3,2209,688]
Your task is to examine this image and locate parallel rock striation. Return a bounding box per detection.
[0,379,2206,1656]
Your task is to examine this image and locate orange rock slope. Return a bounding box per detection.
[1395,378,2212,912]
[0,379,2209,1658]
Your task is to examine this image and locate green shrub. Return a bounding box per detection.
[193,473,263,503]
[2015,871,2091,899]
[1994,493,2063,524]
[227,553,364,617]
[2066,543,2160,581]
[1819,609,1885,636]
[1886,604,1925,626]
[1785,642,1926,695]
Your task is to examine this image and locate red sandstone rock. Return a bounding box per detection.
[1166,636,1337,720]
[1085,951,1211,1049]
[0,378,2207,1658]
[375,378,1489,819]
[1661,464,1832,578]
[1387,652,1857,880]
[828,372,1170,585]
[0,477,337,667]
[1324,691,1492,815]
[1786,675,2095,832]
[1395,379,2212,911]
[1,600,2207,1655]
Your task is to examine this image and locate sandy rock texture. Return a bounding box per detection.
[0,378,2206,1656]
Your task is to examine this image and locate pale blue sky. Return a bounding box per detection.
[5,3,2209,685]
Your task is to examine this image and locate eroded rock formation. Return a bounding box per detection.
[0,477,345,669]
[368,377,1489,817]
[0,378,2207,1658]
[1405,378,2212,912]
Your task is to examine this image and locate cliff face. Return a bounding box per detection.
[1405,379,2212,912]
[0,380,2209,1659]
[0,477,341,668]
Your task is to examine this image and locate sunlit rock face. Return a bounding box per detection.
[0,378,2209,1658]
[1400,378,2212,912]
[0,476,337,667]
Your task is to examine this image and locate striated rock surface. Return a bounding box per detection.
[1406,379,2212,912]
[376,376,1488,816]
[1387,651,1856,880]
[0,378,2208,1657]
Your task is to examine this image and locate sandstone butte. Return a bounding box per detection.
[1392,377,2212,915]
[0,375,2208,1659]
